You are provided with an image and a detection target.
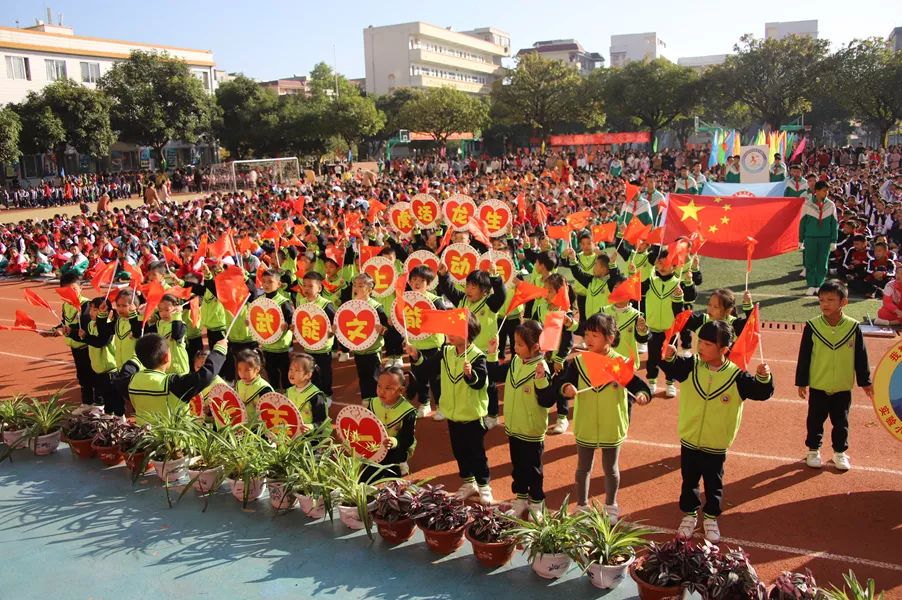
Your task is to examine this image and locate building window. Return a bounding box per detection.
[80,61,100,83]
[45,59,67,81]
[5,55,30,80]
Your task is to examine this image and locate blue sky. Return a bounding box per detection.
[5,0,901,81]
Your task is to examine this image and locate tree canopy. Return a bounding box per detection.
[399,87,488,143]
[0,106,22,165]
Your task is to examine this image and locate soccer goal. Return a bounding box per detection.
[209,157,301,192]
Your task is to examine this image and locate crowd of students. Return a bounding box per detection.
[6,143,886,544]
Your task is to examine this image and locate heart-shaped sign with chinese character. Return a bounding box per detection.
[403,250,440,291]
[362,256,397,298]
[336,405,388,463]
[256,392,303,439]
[189,393,204,419]
[411,193,440,229]
[441,243,480,284]
[388,201,416,236]
[209,383,247,428]
[442,194,477,231]
[390,291,435,341]
[478,199,512,237]
[248,297,284,346]
[333,299,379,352]
[293,303,330,351]
[478,250,516,286]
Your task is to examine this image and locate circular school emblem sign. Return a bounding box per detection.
[740,148,768,174]
[871,343,902,442]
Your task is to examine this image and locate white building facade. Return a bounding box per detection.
[516,39,603,75]
[677,54,728,71]
[364,22,510,95]
[764,20,818,40]
[609,32,668,67]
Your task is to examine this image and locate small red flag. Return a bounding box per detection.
[193,233,209,266]
[238,236,255,254]
[622,217,651,246]
[666,239,692,269]
[592,222,617,244]
[260,228,281,254]
[189,296,201,328]
[547,225,571,241]
[624,182,640,203]
[506,280,547,315]
[551,280,571,312]
[24,288,52,311]
[581,351,635,388]
[516,192,526,222]
[539,311,566,352]
[467,217,491,247]
[358,245,383,266]
[643,227,665,246]
[394,272,409,330]
[292,196,306,216]
[345,212,363,238]
[141,281,166,326]
[729,304,761,371]
[534,203,548,226]
[90,260,118,295]
[566,211,592,231]
[168,286,193,300]
[209,231,237,261]
[661,310,694,356]
[122,262,144,287]
[161,246,182,267]
[746,237,758,273]
[437,228,454,254]
[608,272,642,304]
[214,266,250,317]
[55,287,82,309]
[324,245,345,268]
[419,308,470,340]
[368,198,387,223]
[14,310,37,331]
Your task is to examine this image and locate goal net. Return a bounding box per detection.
[208,157,302,192]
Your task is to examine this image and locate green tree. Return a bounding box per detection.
[830,38,902,147]
[15,79,115,167]
[307,62,359,104]
[399,87,488,144]
[375,88,421,139]
[0,106,22,164]
[214,75,280,159]
[99,50,213,163]
[602,58,699,145]
[274,94,326,157]
[327,94,385,158]
[707,34,831,129]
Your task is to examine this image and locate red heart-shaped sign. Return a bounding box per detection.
[249,305,282,341]
[479,255,514,284]
[412,195,440,228]
[393,298,434,337]
[211,389,245,427]
[478,202,511,236]
[189,394,204,418]
[257,393,302,438]
[442,244,479,283]
[443,197,475,230]
[298,313,328,346]
[335,302,378,351]
[389,203,415,235]
[363,262,396,295]
[337,412,387,461]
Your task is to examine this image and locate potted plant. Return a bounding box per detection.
[184,423,226,497]
[133,405,195,486]
[22,393,72,456]
[288,440,337,519]
[465,504,517,568]
[0,396,35,453]
[507,496,583,579]
[119,422,150,476]
[707,546,767,599]
[769,570,822,599]
[91,417,125,466]
[220,425,269,507]
[327,445,394,536]
[630,537,720,600]
[823,571,885,600]
[573,504,653,589]
[264,432,306,511]
[62,407,105,459]
[410,484,471,555]
[372,480,420,545]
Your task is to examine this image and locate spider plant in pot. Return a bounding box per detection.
[21,393,73,456]
[327,445,396,537]
[62,407,106,459]
[264,432,307,511]
[119,422,150,475]
[410,484,471,555]
[464,504,517,568]
[132,404,196,489]
[0,395,35,453]
[221,425,270,507]
[573,504,654,590]
[630,537,721,600]
[768,570,823,600]
[707,545,767,600]
[822,570,885,600]
[288,439,337,519]
[91,417,126,466]
[372,480,421,545]
[506,496,584,579]
[182,422,227,499]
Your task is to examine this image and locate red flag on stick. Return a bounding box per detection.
[592,222,617,244]
[506,280,547,315]
[539,311,566,352]
[55,287,82,310]
[534,203,548,226]
[624,182,641,203]
[622,217,651,246]
[607,272,642,304]
[193,234,209,266]
[209,231,237,261]
[467,218,491,247]
[91,260,118,295]
[161,246,182,266]
[358,245,383,266]
[547,225,571,241]
[666,239,692,269]
[214,266,250,317]
[566,211,592,231]
[141,281,166,326]
[189,296,201,328]
[14,310,37,331]
[419,308,469,340]
[745,237,758,273]
[661,310,693,356]
[168,286,193,300]
[122,262,144,287]
[580,352,635,388]
[368,198,387,223]
[24,288,52,311]
[437,227,454,254]
[729,304,761,371]
[292,196,306,216]
[516,192,526,221]
[551,281,571,312]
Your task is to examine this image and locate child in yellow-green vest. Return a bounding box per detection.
[124,334,228,426]
[661,320,774,543]
[97,288,142,370]
[223,272,260,383]
[601,299,649,370]
[795,280,872,472]
[49,272,93,405]
[286,353,330,436]
[235,349,274,423]
[200,266,228,348]
[499,320,555,517]
[340,273,389,400]
[181,273,204,367]
[436,261,506,427]
[566,231,606,329]
[191,349,227,425]
[406,265,449,420]
[552,314,652,523]
[681,288,753,353]
[150,294,190,376]
[363,365,418,480]
[78,298,120,414]
[564,248,625,323]
[259,268,295,390]
[405,313,493,505]
[296,272,337,399]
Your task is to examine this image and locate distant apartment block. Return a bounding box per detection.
[609,32,667,67]
[364,21,510,95]
[677,54,728,71]
[764,20,818,40]
[516,39,603,74]
[889,27,902,52]
[260,76,308,96]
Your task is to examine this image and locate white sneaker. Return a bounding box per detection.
[703,518,721,543]
[527,500,544,517]
[506,498,529,517]
[432,408,446,422]
[477,484,494,505]
[680,349,693,358]
[604,504,621,524]
[800,268,806,278]
[455,481,479,500]
[649,382,658,395]
[637,343,648,354]
[484,415,498,430]
[805,450,822,469]
[416,404,432,419]
[665,383,677,398]
[550,416,569,434]
[804,287,817,296]
[678,513,697,538]
[399,461,410,476]
[575,503,593,514]
[338,352,352,362]
[833,451,851,471]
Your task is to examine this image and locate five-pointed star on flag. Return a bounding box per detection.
[720,216,730,224]
[676,198,705,222]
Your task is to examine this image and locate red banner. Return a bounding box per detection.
[542,132,652,146]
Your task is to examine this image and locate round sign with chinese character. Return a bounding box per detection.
[256,392,303,439]
[478,199,512,237]
[362,256,397,298]
[478,250,516,286]
[390,291,436,342]
[209,383,247,428]
[441,243,480,284]
[335,405,388,463]
[403,250,440,291]
[411,193,441,229]
[333,299,380,352]
[293,303,330,351]
[388,201,416,236]
[248,296,284,346]
[442,194,477,231]
[189,393,205,419]
[870,343,902,442]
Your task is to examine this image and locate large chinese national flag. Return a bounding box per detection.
[663,194,803,260]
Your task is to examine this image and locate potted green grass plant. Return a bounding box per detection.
[133,404,196,485]
[288,440,336,519]
[184,422,227,496]
[220,425,270,506]
[574,504,653,589]
[327,444,395,537]
[22,393,72,456]
[822,571,885,600]
[265,432,307,511]
[507,496,583,579]
[1,395,35,452]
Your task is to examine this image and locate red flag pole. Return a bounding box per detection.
[223,294,252,339]
[103,259,120,304]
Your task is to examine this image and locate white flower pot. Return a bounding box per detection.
[298,494,325,519]
[228,477,266,503]
[151,456,189,483]
[187,466,223,494]
[2,429,27,450]
[33,430,62,455]
[338,500,376,530]
[267,481,298,510]
[586,555,635,589]
[532,552,571,579]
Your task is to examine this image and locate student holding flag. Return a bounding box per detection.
[405,265,450,419]
[50,273,93,406]
[602,272,648,368]
[563,247,625,322]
